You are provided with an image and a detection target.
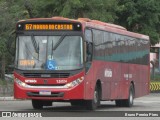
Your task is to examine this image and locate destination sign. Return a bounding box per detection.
[25,24,73,31]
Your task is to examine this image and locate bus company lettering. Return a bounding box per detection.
[104,69,112,78]
[25,80,37,83]
[124,74,133,80]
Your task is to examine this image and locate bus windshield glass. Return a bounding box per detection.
[15,35,83,70]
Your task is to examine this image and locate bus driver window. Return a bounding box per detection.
[86,42,93,62]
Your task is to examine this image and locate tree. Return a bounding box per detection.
[116,0,160,45]
[24,0,118,22]
[0,0,28,78]
[0,0,160,78]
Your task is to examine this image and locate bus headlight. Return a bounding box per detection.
[65,76,84,88]
[15,78,29,88]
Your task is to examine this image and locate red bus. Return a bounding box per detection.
[14,17,150,110]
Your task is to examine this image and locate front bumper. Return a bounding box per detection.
[14,81,84,100]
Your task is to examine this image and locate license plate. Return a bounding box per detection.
[39,91,51,95]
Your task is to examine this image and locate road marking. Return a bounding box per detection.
[135,100,160,103]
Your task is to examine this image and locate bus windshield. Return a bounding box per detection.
[15,35,83,70]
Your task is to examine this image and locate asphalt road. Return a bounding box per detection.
[0,93,160,119]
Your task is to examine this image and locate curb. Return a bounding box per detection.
[0,97,15,101]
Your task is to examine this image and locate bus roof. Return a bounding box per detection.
[18,17,149,40]
[77,18,149,40]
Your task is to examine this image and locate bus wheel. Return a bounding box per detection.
[124,84,134,107]
[70,101,79,106]
[115,84,134,107]
[70,100,84,106]
[32,100,43,109]
[115,100,123,107]
[86,86,100,110]
[43,101,52,106]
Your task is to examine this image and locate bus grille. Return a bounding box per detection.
[22,73,70,78]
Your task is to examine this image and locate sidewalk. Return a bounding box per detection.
[0,96,15,101]
[0,84,14,101]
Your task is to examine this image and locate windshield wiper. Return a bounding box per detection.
[52,35,66,50]
[31,35,39,53]
[31,35,39,59]
[51,40,53,59]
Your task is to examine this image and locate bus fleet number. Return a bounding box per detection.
[56,80,67,84]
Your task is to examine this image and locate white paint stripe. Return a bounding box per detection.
[135,100,160,103]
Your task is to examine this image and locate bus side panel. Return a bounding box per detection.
[84,60,150,101]
[108,62,128,100]
[133,65,150,98]
[84,60,130,100]
[84,62,95,100]
[98,61,130,100]
[84,60,112,100]
[117,63,130,100]
[140,65,150,96]
[119,64,149,100]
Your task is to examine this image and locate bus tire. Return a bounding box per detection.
[115,84,134,107]
[115,100,123,107]
[70,100,84,106]
[32,100,43,109]
[124,84,134,107]
[86,85,100,110]
[43,101,52,106]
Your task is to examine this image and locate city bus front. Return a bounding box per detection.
[14,20,85,104]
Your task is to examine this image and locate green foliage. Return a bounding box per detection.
[0,0,160,75]
[151,74,160,81]
[116,0,160,45]
[0,0,28,75]
[0,79,7,85]
[27,0,117,22]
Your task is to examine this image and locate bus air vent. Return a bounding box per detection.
[23,73,70,78]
